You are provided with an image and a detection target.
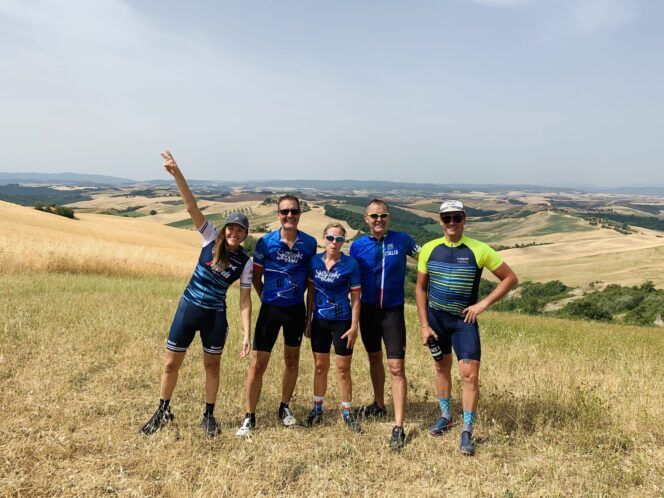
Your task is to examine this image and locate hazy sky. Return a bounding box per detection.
[1,0,662,186]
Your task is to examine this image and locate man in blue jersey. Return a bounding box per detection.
[236,195,317,436]
[350,199,420,450]
[416,200,518,456]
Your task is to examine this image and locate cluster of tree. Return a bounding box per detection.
[220,207,254,217]
[243,235,258,257]
[34,203,76,219]
[490,241,551,251]
[0,184,91,206]
[475,278,662,327]
[559,281,663,326]
[99,206,147,217]
[584,212,664,232]
[487,280,572,315]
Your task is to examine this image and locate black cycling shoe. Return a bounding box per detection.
[342,412,361,433]
[460,431,476,456]
[389,425,406,450]
[140,406,174,435]
[359,402,387,419]
[304,409,323,428]
[200,413,220,437]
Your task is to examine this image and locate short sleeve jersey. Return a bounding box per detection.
[349,230,420,309]
[418,235,503,316]
[308,253,361,321]
[182,219,253,311]
[253,229,318,306]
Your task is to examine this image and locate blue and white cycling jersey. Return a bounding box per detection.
[349,230,420,309]
[253,229,317,306]
[182,220,253,311]
[309,252,361,321]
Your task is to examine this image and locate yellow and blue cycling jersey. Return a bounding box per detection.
[308,252,361,321]
[253,228,317,306]
[417,235,503,316]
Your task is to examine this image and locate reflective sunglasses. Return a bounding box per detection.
[279,208,301,216]
[325,234,345,243]
[440,213,464,224]
[366,212,390,220]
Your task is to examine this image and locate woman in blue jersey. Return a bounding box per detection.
[303,223,362,432]
[140,150,253,437]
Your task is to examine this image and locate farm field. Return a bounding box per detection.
[0,199,663,495]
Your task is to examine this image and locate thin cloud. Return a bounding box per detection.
[461,0,640,33]
[568,0,639,32]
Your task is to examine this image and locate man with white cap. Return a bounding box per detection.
[415,200,518,455]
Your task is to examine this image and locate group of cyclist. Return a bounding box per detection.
[140,152,518,456]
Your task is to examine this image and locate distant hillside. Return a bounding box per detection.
[0,172,136,186]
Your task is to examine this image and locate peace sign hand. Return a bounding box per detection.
[160,150,180,177]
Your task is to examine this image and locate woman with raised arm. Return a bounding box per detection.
[140,150,253,437]
[303,223,362,432]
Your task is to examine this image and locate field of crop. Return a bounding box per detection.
[1,201,663,496]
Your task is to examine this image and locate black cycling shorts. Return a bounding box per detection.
[167,297,228,355]
[427,308,481,361]
[253,302,306,352]
[311,319,353,356]
[359,304,406,360]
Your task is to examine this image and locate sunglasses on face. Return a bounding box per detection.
[440,213,464,224]
[325,234,345,243]
[279,208,301,216]
[366,213,389,220]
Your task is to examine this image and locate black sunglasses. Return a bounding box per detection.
[440,213,464,224]
[324,235,345,243]
[279,208,301,216]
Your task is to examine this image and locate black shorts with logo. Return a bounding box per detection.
[359,304,406,360]
[167,297,228,355]
[311,319,353,356]
[253,302,306,352]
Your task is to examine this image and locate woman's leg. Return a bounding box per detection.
[203,352,222,404]
[313,352,330,397]
[335,354,353,403]
[159,350,186,400]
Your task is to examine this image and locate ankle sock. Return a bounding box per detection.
[159,399,170,410]
[313,395,324,414]
[341,401,352,416]
[205,403,215,417]
[462,410,477,433]
[438,397,451,419]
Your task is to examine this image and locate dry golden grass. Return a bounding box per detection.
[1,200,663,496]
[0,201,198,278]
[498,225,664,287]
[1,272,662,496]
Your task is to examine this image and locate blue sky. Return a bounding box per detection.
[0,0,662,186]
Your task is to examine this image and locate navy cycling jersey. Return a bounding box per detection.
[350,230,420,308]
[309,252,361,321]
[253,229,317,306]
[182,220,253,311]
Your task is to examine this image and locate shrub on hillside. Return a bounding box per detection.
[34,203,76,219]
[243,236,258,257]
[561,300,613,322]
[493,280,570,315]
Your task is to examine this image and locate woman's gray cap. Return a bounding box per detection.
[438,200,465,213]
[224,212,249,230]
